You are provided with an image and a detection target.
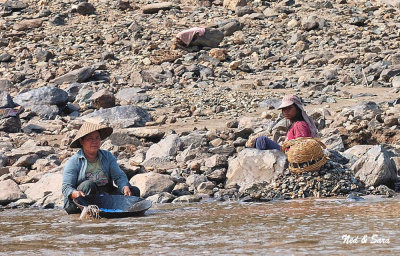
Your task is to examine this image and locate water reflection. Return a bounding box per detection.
[0,196,399,255]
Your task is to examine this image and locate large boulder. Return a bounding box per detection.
[145,134,183,160]
[129,172,175,198]
[81,106,151,128]
[13,86,68,107]
[351,145,397,187]
[0,179,25,205]
[24,172,63,206]
[226,148,287,192]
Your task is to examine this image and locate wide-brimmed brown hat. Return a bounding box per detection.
[70,122,113,148]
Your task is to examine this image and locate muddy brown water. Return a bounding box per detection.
[1,196,399,255]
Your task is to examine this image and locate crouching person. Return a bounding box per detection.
[62,122,140,214]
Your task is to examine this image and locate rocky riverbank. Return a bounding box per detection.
[0,0,400,209]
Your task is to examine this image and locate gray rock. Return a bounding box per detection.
[0,91,14,108]
[206,168,226,182]
[13,19,43,31]
[0,179,25,205]
[142,157,178,172]
[34,48,53,62]
[5,145,55,165]
[108,132,141,146]
[0,153,8,168]
[209,144,236,156]
[146,134,183,160]
[197,181,215,194]
[349,101,382,119]
[176,145,203,162]
[236,6,254,17]
[226,148,287,192]
[352,145,397,187]
[322,134,345,152]
[221,20,242,36]
[186,174,208,189]
[259,98,281,109]
[172,183,190,196]
[0,117,21,133]
[30,104,60,119]
[9,166,29,178]
[0,53,11,62]
[191,28,224,48]
[13,154,39,168]
[379,0,400,8]
[50,14,65,26]
[13,86,68,107]
[204,154,228,168]
[122,127,165,139]
[146,192,176,204]
[64,83,82,102]
[129,172,175,198]
[392,76,400,88]
[172,195,201,203]
[223,0,247,11]
[301,16,323,31]
[24,172,63,203]
[0,79,12,91]
[81,106,151,128]
[142,2,175,14]
[181,131,207,148]
[115,87,149,104]
[89,89,115,109]
[74,2,95,15]
[4,1,27,11]
[51,67,95,85]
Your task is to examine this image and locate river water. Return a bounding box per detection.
[1,196,399,255]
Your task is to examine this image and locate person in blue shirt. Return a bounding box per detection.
[62,122,140,214]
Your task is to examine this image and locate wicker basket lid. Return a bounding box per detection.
[281,137,327,173]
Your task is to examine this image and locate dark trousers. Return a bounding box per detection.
[255,136,281,150]
[64,181,140,214]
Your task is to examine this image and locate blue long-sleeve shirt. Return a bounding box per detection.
[62,149,129,202]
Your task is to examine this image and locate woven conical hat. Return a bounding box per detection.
[70,122,113,148]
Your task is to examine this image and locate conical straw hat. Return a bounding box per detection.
[70,122,113,148]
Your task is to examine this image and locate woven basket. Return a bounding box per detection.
[281,137,327,173]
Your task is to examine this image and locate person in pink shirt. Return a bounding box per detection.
[254,95,318,150]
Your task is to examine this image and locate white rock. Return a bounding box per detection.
[226,148,287,192]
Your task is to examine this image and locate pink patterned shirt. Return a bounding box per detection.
[286,121,311,141]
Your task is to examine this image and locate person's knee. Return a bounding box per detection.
[130,186,140,197]
[255,136,268,150]
[77,180,99,195]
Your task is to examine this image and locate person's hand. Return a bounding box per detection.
[123,186,132,196]
[71,190,85,200]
